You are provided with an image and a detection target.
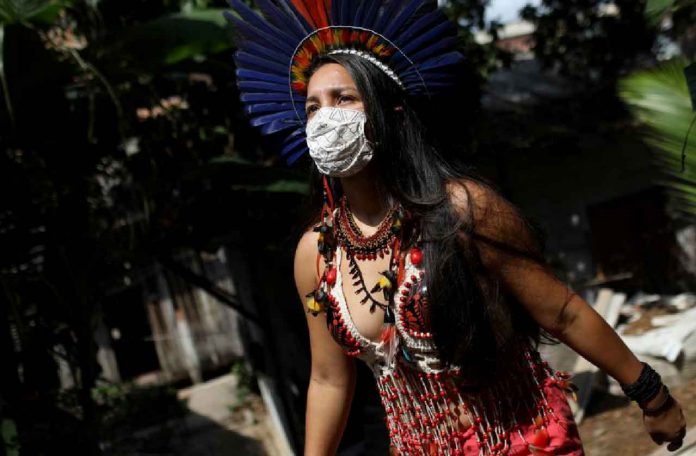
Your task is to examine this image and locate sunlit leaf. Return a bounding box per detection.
[645,0,674,24]
[0,0,71,25]
[686,62,696,111]
[619,59,696,219]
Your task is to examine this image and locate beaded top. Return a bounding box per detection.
[324,243,581,455]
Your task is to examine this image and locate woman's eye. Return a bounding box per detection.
[339,95,355,103]
[305,105,319,115]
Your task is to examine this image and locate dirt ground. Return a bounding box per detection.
[579,376,696,456]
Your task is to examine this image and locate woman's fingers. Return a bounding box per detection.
[651,431,666,445]
[665,427,686,452]
[666,438,682,451]
[654,425,687,451]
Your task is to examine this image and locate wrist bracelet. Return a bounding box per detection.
[621,362,663,405]
[642,386,675,417]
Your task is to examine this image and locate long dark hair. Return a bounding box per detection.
[304,54,554,385]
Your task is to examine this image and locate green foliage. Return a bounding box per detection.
[0,0,71,25]
[104,8,234,71]
[645,0,696,24]
[92,382,187,435]
[1,419,20,456]
[230,359,256,408]
[686,62,696,109]
[0,0,307,453]
[619,59,696,218]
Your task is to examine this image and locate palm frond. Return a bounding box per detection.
[619,59,696,219]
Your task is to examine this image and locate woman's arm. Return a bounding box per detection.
[451,179,686,448]
[295,230,356,456]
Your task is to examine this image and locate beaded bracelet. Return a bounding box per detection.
[621,362,664,407]
[642,385,675,417]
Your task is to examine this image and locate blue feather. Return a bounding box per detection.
[393,9,442,46]
[250,110,298,127]
[236,51,287,76]
[351,1,369,28]
[330,0,341,24]
[282,130,308,149]
[383,0,427,37]
[276,0,313,34]
[245,102,295,115]
[236,69,287,85]
[261,118,299,135]
[284,144,309,164]
[279,125,305,140]
[374,0,403,33]
[359,0,381,29]
[238,80,288,93]
[254,0,307,41]
[400,20,454,56]
[417,51,464,71]
[387,49,415,73]
[240,40,292,65]
[281,133,309,155]
[401,23,453,60]
[242,93,294,103]
[228,0,297,46]
[408,36,457,62]
[227,15,297,55]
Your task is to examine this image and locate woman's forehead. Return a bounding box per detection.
[307,63,358,94]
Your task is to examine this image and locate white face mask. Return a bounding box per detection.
[305,107,374,177]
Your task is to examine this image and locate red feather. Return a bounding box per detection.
[290,0,331,29]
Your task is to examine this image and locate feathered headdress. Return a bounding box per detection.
[225,0,464,163]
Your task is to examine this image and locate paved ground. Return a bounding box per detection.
[646,427,696,456]
[103,374,285,456]
[538,340,696,456]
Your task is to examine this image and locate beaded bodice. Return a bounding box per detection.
[324,244,575,456]
[326,244,442,372]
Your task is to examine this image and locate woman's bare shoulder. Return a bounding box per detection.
[294,228,321,292]
[295,228,319,259]
[445,177,538,260]
[445,177,506,222]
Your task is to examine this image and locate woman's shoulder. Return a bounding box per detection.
[294,228,320,269]
[445,177,508,222]
[293,228,322,290]
[444,177,540,261]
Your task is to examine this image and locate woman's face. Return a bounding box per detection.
[305,63,365,121]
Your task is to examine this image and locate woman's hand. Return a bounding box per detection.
[642,389,687,451]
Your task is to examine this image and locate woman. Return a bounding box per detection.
[227,1,687,454]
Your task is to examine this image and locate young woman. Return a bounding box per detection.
[293,53,686,456]
[227,1,687,454]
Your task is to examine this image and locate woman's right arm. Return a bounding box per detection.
[294,231,356,456]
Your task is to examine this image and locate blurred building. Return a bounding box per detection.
[475,18,695,296]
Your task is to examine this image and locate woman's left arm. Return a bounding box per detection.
[452,179,687,450]
[494,241,687,450]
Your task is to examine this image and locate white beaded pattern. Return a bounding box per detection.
[328,48,405,89]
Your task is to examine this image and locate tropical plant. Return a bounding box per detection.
[619,59,696,218]
[645,0,696,24]
[0,1,305,454]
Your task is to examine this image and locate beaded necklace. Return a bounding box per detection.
[307,179,407,327]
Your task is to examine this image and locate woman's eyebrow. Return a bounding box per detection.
[305,86,359,104]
